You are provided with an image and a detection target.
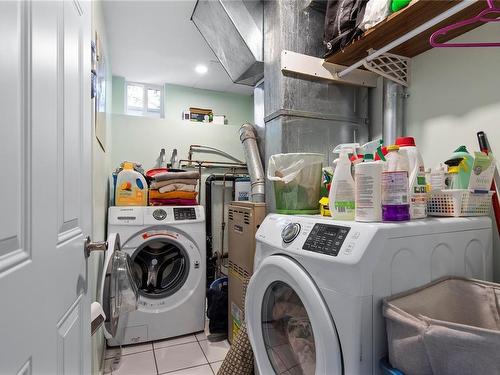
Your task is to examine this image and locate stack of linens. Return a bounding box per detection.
[149,170,200,206]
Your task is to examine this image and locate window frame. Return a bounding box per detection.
[125,81,164,118]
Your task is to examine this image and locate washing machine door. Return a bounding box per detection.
[246,255,343,375]
[99,233,139,339]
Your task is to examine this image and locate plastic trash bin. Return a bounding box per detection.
[383,277,500,375]
[207,277,229,336]
[267,153,324,214]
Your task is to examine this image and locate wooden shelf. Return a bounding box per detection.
[325,0,491,66]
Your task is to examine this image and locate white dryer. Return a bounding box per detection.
[105,206,206,346]
[245,214,493,375]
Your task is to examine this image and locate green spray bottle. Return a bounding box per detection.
[445,146,474,189]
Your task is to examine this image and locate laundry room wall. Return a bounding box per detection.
[405,23,500,281]
[163,83,253,126]
[109,114,248,171]
[111,76,254,127]
[109,77,254,187]
[91,1,113,374]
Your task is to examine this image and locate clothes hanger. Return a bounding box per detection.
[430,0,500,48]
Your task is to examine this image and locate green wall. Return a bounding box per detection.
[112,75,125,114]
[111,76,253,126]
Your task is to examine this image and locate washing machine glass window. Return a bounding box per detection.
[261,281,316,375]
[131,238,190,299]
[100,233,139,339]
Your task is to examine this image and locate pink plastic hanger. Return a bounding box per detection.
[430,0,500,47]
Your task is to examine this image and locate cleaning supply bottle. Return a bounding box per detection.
[395,137,427,219]
[445,166,460,189]
[382,145,410,221]
[355,153,383,222]
[115,162,148,206]
[445,146,474,189]
[329,145,355,220]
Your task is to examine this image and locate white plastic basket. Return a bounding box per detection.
[427,190,493,217]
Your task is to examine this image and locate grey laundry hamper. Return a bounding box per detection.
[383,277,500,375]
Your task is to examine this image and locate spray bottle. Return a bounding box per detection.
[359,139,384,158]
[329,144,357,220]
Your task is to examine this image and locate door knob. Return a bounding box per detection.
[84,236,108,258]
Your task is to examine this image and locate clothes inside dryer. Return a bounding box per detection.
[132,238,190,299]
[262,281,316,375]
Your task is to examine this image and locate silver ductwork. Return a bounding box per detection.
[263,0,369,212]
[191,0,263,86]
[239,123,265,203]
[383,79,405,145]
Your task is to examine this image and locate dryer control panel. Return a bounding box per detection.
[302,224,350,257]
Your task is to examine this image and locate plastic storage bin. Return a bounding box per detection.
[380,358,404,375]
[427,189,493,217]
[383,277,500,375]
[267,153,323,214]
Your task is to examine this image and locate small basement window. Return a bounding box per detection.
[126,82,164,118]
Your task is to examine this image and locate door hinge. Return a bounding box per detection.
[84,236,107,258]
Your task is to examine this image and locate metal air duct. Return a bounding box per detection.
[191,0,264,86]
[239,123,265,203]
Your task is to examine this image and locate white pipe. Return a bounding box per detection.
[337,1,473,78]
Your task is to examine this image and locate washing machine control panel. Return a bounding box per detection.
[173,207,197,221]
[302,224,350,257]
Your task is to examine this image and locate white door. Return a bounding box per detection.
[245,255,343,375]
[0,1,92,374]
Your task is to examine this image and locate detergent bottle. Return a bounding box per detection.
[329,145,356,220]
[395,137,427,219]
[382,145,410,221]
[445,146,474,189]
[115,162,148,206]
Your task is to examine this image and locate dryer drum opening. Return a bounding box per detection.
[261,281,316,375]
[132,238,190,299]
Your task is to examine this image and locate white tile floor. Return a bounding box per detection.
[104,328,229,375]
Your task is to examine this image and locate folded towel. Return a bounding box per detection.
[159,184,196,194]
[149,190,198,200]
[150,179,198,189]
[149,198,198,206]
[153,171,200,182]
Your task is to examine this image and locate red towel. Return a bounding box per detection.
[149,198,198,206]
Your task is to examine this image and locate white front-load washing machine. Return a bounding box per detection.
[104,205,206,346]
[245,214,493,375]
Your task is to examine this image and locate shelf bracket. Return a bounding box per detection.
[280,50,378,88]
[363,49,410,87]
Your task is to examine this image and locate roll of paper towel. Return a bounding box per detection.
[91,302,106,335]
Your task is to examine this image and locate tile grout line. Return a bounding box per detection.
[158,363,213,375]
[197,340,214,374]
[151,343,160,375]
[105,346,152,360]
[208,361,222,375]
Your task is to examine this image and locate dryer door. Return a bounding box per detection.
[99,233,139,339]
[246,255,343,375]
